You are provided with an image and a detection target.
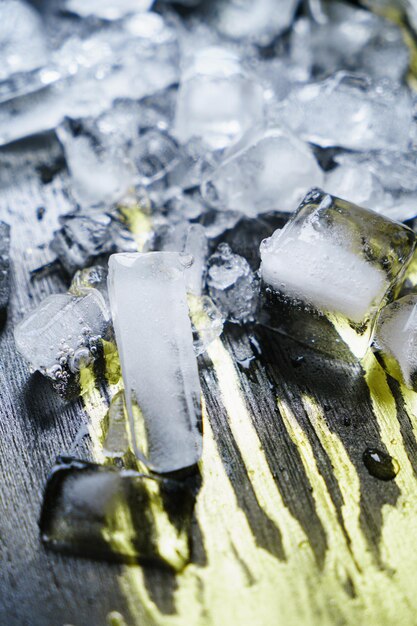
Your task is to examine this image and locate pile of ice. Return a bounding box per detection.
[10,0,417,472]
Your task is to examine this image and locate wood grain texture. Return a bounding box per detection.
[2,135,417,626]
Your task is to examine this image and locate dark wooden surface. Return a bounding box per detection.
[2,134,417,626]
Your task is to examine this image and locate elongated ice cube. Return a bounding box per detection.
[277,73,413,152]
[108,252,202,473]
[40,457,195,570]
[202,129,323,216]
[174,47,264,150]
[207,243,260,323]
[210,0,298,45]
[260,189,415,359]
[14,290,111,395]
[374,295,417,388]
[103,391,130,458]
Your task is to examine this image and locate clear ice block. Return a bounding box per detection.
[39,457,195,570]
[14,290,111,394]
[108,252,202,474]
[202,129,323,216]
[260,189,415,359]
[278,72,413,152]
[207,243,260,323]
[374,295,417,389]
[174,47,264,150]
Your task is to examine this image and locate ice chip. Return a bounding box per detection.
[374,294,417,389]
[108,252,202,473]
[188,294,225,357]
[69,265,109,305]
[207,243,260,323]
[260,189,415,359]
[211,0,298,46]
[14,290,111,395]
[174,47,264,150]
[39,457,195,570]
[103,391,130,458]
[133,129,181,189]
[65,0,154,20]
[202,129,323,216]
[278,73,413,152]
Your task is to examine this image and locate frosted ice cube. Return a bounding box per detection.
[103,390,129,458]
[211,0,298,46]
[260,189,415,358]
[174,47,264,150]
[374,295,417,388]
[14,290,111,393]
[202,129,323,216]
[65,0,154,20]
[108,252,202,473]
[290,3,409,81]
[0,0,48,81]
[278,73,413,151]
[207,243,260,323]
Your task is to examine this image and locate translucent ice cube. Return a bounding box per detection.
[174,47,264,150]
[260,189,415,358]
[202,129,323,216]
[14,290,111,394]
[103,390,129,458]
[207,243,260,323]
[211,0,298,46]
[278,72,413,152]
[188,294,225,357]
[107,252,202,473]
[0,0,48,81]
[374,294,417,388]
[40,457,195,570]
[69,266,109,304]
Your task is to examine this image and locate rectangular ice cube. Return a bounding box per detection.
[107,252,202,473]
[39,457,195,570]
[260,189,415,359]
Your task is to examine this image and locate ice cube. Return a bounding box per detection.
[0,221,10,325]
[133,129,182,189]
[14,290,111,395]
[103,390,129,458]
[202,129,323,216]
[174,47,264,150]
[57,119,135,208]
[210,0,298,46]
[260,189,415,358]
[188,294,225,357]
[0,0,48,81]
[108,252,202,473]
[39,457,195,570]
[290,2,409,81]
[207,243,260,323]
[65,0,154,20]
[374,295,417,388]
[69,265,109,305]
[277,72,413,152]
[155,222,208,296]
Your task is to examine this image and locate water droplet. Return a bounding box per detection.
[363,448,399,481]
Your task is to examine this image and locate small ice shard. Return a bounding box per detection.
[57,119,134,209]
[65,0,154,20]
[374,295,417,389]
[174,47,264,150]
[14,290,111,396]
[108,252,202,473]
[0,221,11,325]
[207,243,260,323]
[188,294,225,356]
[69,265,109,305]
[39,457,195,570]
[260,189,415,358]
[278,72,413,152]
[325,151,417,222]
[202,129,323,216]
[210,0,298,46]
[133,129,181,189]
[155,222,208,295]
[103,391,129,458]
[0,0,48,81]
[290,2,409,81]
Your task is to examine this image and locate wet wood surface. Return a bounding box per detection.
[2,135,417,626]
